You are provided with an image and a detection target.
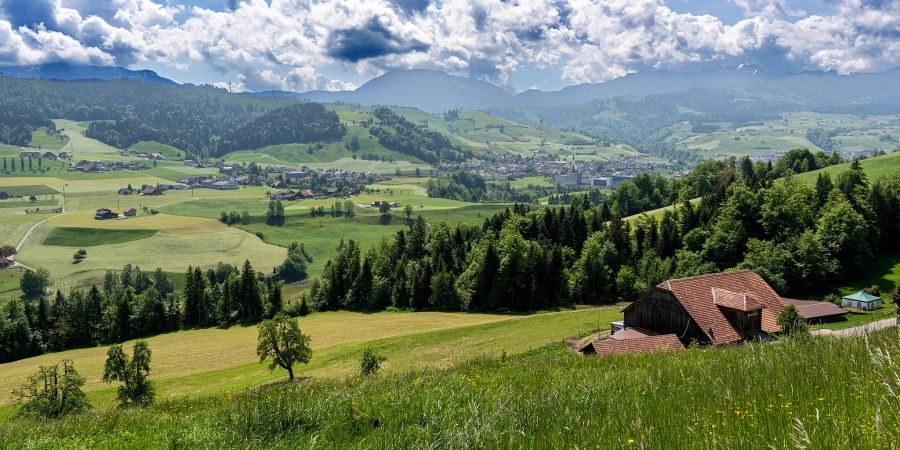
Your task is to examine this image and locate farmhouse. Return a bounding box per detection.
[141,186,162,196]
[621,270,790,345]
[95,208,118,220]
[149,152,164,160]
[842,291,883,311]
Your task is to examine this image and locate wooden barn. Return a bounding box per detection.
[622,270,787,346]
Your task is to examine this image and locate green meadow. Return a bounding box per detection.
[0,307,620,416]
[0,326,895,448]
[42,227,158,247]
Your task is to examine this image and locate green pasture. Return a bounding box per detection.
[0,266,25,297]
[1,323,896,448]
[794,150,900,185]
[0,307,619,414]
[128,141,185,160]
[42,227,157,247]
[28,127,69,150]
[53,119,121,156]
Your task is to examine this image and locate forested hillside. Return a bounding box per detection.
[0,76,297,158]
[217,103,345,152]
[368,107,469,163]
[304,153,899,312]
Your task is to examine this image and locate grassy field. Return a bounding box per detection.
[0,184,59,196]
[11,211,286,290]
[42,227,157,247]
[0,307,620,414]
[795,150,900,185]
[0,214,48,247]
[28,127,69,151]
[0,266,25,297]
[0,325,895,448]
[676,112,900,157]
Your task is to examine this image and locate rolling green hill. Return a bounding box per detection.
[1,326,895,448]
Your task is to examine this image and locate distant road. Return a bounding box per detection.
[813,317,897,336]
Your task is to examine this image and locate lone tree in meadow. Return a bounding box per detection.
[777,305,809,337]
[13,360,90,419]
[103,341,155,407]
[256,312,312,381]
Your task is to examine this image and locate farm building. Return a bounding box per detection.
[781,298,848,323]
[610,270,848,351]
[95,208,118,220]
[210,180,239,190]
[123,208,137,217]
[579,330,684,356]
[842,291,883,311]
[0,256,12,269]
[621,270,787,346]
[0,192,9,200]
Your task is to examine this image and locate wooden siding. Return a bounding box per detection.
[624,289,708,345]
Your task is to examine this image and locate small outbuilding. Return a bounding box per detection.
[842,291,883,311]
[123,208,137,217]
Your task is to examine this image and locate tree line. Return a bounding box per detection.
[0,260,287,363]
[301,153,899,312]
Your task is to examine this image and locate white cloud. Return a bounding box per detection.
[0,0,897,90]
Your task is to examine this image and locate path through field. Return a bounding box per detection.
[813,317,897,336]
[15,216,50,251]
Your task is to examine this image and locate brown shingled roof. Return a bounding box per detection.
[592,334,685,356]
[657,270,786,345]
[782,298,848,320]
[712,288,764,311]
[609,327,658,341]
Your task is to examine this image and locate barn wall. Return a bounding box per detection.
[719,307,761,335]
[624,290,708,344]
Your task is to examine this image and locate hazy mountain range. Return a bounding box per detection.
[2,62,899,113]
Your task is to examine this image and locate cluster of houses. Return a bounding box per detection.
[19,150,70,160]
[437,153,661,186]
[120,149,167,161]
[272,186,361,201]
[72,159,148,173]
[577,270,887,357]
[95,208,138,220]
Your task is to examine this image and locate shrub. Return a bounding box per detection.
[13,360,90,419]
[360,348,387,376]
[777,305,809,337]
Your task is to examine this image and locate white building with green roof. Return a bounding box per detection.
[841,291,883,311]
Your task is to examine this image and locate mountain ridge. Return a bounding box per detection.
[0,62,177,86]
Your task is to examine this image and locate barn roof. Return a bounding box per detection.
[842,291,881,302]
[591,334,684,356]
[609,327,658,341]
[712,288,764,311]
[782,298,848,320]
[657,270,786,345]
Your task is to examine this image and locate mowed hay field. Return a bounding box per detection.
[0,307,620,416]
[16,212,286,288]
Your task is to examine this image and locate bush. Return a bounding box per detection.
[777,305,809,337]
[359,348,387,376]
[13,360,90,419]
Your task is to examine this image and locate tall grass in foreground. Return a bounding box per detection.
[1,328,897,449]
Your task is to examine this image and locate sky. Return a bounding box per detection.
[0,0,897,93]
